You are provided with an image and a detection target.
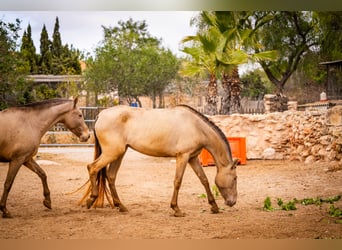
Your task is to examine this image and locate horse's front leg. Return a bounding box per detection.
[24,158,51,209]
[188,156,219,214]
[0,159,23,218]
[170,153,189,217]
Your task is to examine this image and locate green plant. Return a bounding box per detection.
[263,196,274,211]
[211,185,220,198]
[281,200,297,211]
[267,198,296,211]
[198,185,220,199]
[329,205,342,218]
[298,195,341,206]
[263,195,341,219]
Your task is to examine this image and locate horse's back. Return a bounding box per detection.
[96,106,198,133]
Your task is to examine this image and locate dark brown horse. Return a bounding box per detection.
[0,97,90,218]
[82,105,238,217]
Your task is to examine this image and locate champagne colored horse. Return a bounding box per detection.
[83,105,238,217]
[0,97,90,218]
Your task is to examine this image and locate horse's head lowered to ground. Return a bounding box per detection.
[215,158,239,207]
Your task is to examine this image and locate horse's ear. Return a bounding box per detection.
[73,96,79,108]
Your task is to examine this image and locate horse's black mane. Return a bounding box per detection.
[176,104,232,156]
[14,98,72,110]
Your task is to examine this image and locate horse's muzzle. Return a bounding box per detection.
[79,133,90,142]
[225,199,236,207]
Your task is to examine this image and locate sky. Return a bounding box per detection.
[0,11,198,57]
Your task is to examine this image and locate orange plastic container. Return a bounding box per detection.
[199,137,247,166]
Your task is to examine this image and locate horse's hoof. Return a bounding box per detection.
[174,211,186,217]
[86,198,95,209]
[119,206,128,213]
[2,211,13,219]
[43,199,52,209]
[211,206,219,214]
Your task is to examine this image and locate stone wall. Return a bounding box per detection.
[210,106,342,167]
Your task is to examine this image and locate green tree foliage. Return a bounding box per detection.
[20,24,38,73]
[316,11,342,61]
[85,18,178,107]
[299,12,342,87]
[51,17,64,74]
[38,24,52,74]
[35,17,81,75]
[240,69,274,99]
[255,11,318,94]
[181,11,278,114]
[1,16,83,108]
[0,18,31,109]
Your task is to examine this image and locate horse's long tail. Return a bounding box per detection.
[78,130,114,208]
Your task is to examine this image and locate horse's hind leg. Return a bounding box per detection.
[0,159,23,218]
[107,155,128,212]
[188,156,219,214]
[86,153,116,208]
[170,153,189,217]
[23,158,51,209]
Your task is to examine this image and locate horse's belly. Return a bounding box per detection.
[128,137,199,158]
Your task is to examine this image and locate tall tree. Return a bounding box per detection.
[255,11,318,94]
[85,18,177,107]
[140,46,179,108]
[0,18,31,108]
[20,24,38,74]
[38,24,52,74]
[51,17,64,74]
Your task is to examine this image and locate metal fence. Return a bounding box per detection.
[240,98,265,114]
[50,107,106,131]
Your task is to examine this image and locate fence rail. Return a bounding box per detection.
[50,107,106,131]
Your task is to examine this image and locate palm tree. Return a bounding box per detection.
[180,29,221,115]
[181,11,278,115]
[180,12,248,115]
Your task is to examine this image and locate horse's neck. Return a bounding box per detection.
[205,130,232,167]
[32,102,71,136]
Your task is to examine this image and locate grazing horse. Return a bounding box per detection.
[83,105,238,217]
[0,97,90,218]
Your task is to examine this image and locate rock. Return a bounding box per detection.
[304,155,316,164]
[263,148,276,159]
[326,106,342,126]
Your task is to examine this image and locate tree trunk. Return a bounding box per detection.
[221,67,241,114]
[135,96,142,108]
[220,72,231,115]
[204,74,218,115]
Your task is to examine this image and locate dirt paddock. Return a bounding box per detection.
[0,147,341,239]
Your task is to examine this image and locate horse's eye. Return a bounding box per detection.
[78,114,82,118]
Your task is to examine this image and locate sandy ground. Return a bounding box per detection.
[0,147,341,239]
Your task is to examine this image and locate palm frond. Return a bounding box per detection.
[251,50,279,62]
[217,49,249,65]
